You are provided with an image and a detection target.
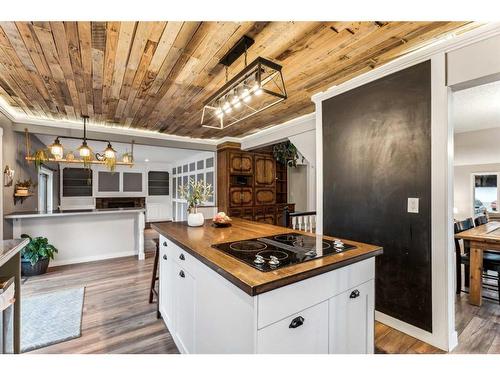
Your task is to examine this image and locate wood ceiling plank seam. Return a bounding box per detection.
[0,83,22,109]
[31,23,69,116]
[116,22,154,114]
[102,21,120,121]
[24,22,61,114]
[0,43,49,117]
[151,22,245,131]
[51,21,81,118]
[143,22,241,131]
[0,75,35,115]
[0,23,54,117]
[91,22,107,119]
[135,22,183,104]
[12,23,58,114]
[0,71,32,112]
[77,21,94,116]
[107,23,135,120]
[122,22,167,125]
[132,21,201,128]
[301,22,457,92]
[65,21,88,116]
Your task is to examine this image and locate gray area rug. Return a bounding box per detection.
[8,287,85,352]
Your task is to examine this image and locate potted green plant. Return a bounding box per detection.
[178,178,213,227]
[273,141,300,167]
[20,234,58,276]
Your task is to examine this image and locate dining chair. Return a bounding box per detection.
[474,215,488,227]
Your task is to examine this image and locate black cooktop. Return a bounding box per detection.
[212,233,356,272]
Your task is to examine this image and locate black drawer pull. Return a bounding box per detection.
[350,289,360,299]
[163,254,167,261]
[163,241,168,247]
[179,270,185,278]
[179,253,185,260]
[289,316,304,329]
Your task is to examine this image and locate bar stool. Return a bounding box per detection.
[149,238,161,318]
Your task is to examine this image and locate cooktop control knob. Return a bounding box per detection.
[253,255,265,265]
[305,250,317,257]
[269,256,280,266]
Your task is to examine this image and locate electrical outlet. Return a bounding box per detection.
[408,198,419,213]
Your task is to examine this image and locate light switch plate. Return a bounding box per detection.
[408,198,419,213]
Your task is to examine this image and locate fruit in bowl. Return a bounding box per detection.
[213,212,232,227]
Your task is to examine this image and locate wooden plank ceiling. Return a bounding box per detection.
[0,21,472,139]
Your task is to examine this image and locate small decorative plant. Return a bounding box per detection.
[33,148,49,170]
[20,234,58,276]
[273,141,300,167]
[178,178,213,213]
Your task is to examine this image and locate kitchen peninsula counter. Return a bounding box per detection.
[152,218,382,296]
[6,208,145,265]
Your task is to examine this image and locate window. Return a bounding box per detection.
[473,173,498,214]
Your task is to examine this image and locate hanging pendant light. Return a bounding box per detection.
[103,142,116,159]
[201,36,287,130]
[78,115,91,157]
[49,138,63,159]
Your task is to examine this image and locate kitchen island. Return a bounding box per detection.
[5,208,145,265]
[152,219,383,354]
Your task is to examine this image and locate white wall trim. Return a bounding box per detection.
[49,251,137,267]
[375,311,458,350]
[240,113,315,150]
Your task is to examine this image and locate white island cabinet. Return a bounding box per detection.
[158,234,376,354]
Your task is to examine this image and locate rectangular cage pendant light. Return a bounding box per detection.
[201,57,287,130]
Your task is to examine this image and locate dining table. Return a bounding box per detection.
[455,220,500,306]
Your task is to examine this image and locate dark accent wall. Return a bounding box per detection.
[322,61,432,332]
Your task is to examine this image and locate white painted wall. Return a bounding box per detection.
[447,33,500,90]
[455,128,500,166]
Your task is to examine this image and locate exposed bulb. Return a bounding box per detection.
[252,82,262,96]
[104,143,116,159]
[241,88,251,103]
[222,100,232,113]
[49,138,63,159]
[78,141,91,158]
[231,95,241,109]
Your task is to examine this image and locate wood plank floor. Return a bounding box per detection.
[22,229,500,354]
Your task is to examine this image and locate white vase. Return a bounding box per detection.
[187,212,204,227]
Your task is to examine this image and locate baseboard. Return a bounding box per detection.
[49,251,138,267]
[375,310,457,352]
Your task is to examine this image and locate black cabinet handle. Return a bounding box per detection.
[179,253,185,261]
[163,254,167,261]
[350,289,360,299]
[163,241,168,247]
[179,270,185,278]
[289,316,305,329]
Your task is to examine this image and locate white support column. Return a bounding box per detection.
[137,211,145,260]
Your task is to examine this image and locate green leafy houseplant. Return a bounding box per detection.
[178,178,213,213]
[273,141,300,167]
[20,234,58,276]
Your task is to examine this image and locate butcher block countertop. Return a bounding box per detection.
[152,219,383,296]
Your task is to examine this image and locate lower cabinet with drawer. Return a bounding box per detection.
[158,234,376,354]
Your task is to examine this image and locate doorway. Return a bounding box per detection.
[38,166,53,212]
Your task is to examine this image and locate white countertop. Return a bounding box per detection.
[0,238,29,268]
[4,207,145,219]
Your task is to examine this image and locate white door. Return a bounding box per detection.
[173,262,196,353]
[329,279,375,354]
[257,301,329,354]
